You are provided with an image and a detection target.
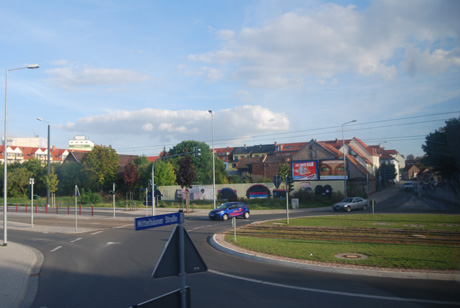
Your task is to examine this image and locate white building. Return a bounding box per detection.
[7,136,46,148]
[68,135,95,152]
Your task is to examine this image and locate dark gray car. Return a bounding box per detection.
[332,197,368,212]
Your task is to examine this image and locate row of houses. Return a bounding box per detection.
[215,138,405,181]
[1,136,407,195]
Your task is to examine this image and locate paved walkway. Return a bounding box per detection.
[0,185,457,308]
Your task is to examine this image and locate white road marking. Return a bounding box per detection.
[106,242,122,246]
[70,238,82,243]
[188,224,214,232]
[208,269,460,306]
[91,231,103,235]
[50,246,62,252]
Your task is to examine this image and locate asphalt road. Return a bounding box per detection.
[8,191,460,308]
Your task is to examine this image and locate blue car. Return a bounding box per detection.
[209,202,250,221]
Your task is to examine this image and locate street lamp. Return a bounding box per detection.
[3,64,39,246]
[342,119,356,199]
[208,110,216,209]
[37,117,51,208]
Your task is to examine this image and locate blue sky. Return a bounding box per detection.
[1,0,459,158]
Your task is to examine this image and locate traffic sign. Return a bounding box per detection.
[152,224,208,278]
[135,212,182,231]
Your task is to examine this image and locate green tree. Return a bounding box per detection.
[377,162,396,188]
[22,158,46,195]
[154,159,176,186]
[278,163,290,188]
[169,140,228,184]
[44,166,59,206]
[81,145,119,192]
[422,118,460,179]
[174,149,196,212]
[7,165,32,197]
[56,162,84,195]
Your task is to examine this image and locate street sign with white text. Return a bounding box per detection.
[135,212,182,231]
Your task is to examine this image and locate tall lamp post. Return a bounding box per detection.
[37,117,50,208]
[342,119,356,198]
[3,64,39,246]
[208,110,216,209]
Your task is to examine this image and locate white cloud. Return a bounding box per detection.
[45,64,149,89]
[402,46,460,76]
[188,1,460,88]
[63,105,289,143]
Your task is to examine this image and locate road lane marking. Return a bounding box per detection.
[208,269,460,306]
[70,238,82,243]
[91,231,103,235]
[50,246,62,252]
[188,225,214,232]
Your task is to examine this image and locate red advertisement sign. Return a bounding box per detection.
[292,161,318,181]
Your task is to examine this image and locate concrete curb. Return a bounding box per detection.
[209,234,460,281]
[18,245,44,308]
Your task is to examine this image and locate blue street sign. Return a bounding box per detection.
[135,212,182,231]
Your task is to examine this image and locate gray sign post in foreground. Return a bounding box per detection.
[133,211,207,308]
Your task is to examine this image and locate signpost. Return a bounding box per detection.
[133,211,207,308]
[29,178,34,228]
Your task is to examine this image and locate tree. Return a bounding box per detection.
[174,149,197,212]
[56,162,84,195]
[7,165,32,197]
[169,140,228,184]
[422,118,460,179]
[22,158,47,195]
[44,166,59,206]
[154,160,176,186]
[278,163,291,189]
[377,162,396,188]
[81,145,119,192]
[124,157,139,190]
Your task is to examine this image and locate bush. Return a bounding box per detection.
[80,188,102,204]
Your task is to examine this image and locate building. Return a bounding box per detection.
[68,135,95,152]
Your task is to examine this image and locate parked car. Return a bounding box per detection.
[404,181,415,191]
[209,202,250,221]
[332,197,368,212]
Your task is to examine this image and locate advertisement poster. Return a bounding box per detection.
[319,160,346,180]
[292,161,318,180]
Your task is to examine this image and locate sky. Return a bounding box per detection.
[0,0,459,158]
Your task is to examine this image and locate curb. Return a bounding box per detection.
[18,245,44,308]
[210,234,460,281]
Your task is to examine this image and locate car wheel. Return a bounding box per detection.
[222,214,228,221]
[244,212,250,219]
[346,206,351,212]
[333,208,338,212]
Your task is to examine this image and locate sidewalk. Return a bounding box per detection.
[0,185,456,308]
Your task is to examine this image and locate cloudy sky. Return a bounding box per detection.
[1,0,459,158]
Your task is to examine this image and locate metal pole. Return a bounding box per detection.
[3,69,9,246]
[30,178,34,227]
[285,175,289,224]
[46,123,50,207]
[209,110,216,209]
[178,211,186,308]
[75,185,78,231]
[151,162,155,216]
[112,183,116,218]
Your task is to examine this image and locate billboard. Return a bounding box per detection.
[319,159,346,180]
[292,161,318,181]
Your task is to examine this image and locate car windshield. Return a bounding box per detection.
[342,198,353,202]
[217,203,232,210]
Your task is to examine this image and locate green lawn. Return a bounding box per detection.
[225,214,460,270]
